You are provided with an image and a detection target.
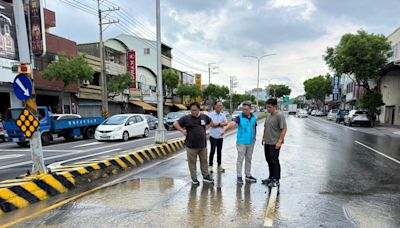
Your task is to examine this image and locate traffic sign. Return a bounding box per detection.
[13,74,33,102]
[15,109,39,138]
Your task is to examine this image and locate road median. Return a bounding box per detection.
[0,138,185,214]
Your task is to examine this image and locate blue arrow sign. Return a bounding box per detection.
[13,74,33,102]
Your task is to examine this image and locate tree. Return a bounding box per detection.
[42,54,94,113]
[230,93,256,110]
[162,69,180,96]
[203,83,229,103]
[108,73,134,113]
[266,84,291,98]
[324,30,391,124]
[303,74,332,105]
[176,84,202,99]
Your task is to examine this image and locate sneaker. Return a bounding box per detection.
[245,176,257,182]
[192,178,200,185]
[208,166,213,173]
[261,178,272,185]
[237,177,243,184]
[217,166,225,172]
[267,179,280,188]
[203,175,214,183]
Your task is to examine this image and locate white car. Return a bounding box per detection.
[296,109,308,118]
[315,110,324,116]
[311,110,317,116]
[95,114,150,141]
[344,110,370,127]
[327,109,338,121]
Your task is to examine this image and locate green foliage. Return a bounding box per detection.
[258,100,266,107]
[324,30,391,89]
[303,74,332,103]
[266,84,291,98]
[357,91,384,117]
[203,83,230,102]
[42,54,94,86]
[108,73,134,97]
[292,99,301,105]
[176,84,202,99]
[162,69,180,93]
[231,93,256,109]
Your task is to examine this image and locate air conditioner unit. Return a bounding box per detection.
[82,80,90,86]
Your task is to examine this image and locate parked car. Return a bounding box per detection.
[95,114,149,141]
[336,109,349,124]
[296,109,308,118]
[0,121,5,142]
[164,112,187,131]
[224,111,232,122]
[315,110,324,116]
[52,114,82,120]
[344,110,370,127]
[311,110,317,116]
[232,111,242,119]
[145,115,158,130]
[327,109,338,121]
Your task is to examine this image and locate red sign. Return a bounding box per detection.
[128,51,136,88]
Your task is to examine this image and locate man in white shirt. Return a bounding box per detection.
[208,101,228,173]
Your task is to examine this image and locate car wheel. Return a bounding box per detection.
[143,128,149,137]
[17,142,29,147]
[84,127,95,139]
[41,132,52,146]
[154,123,158,129]
[122,131,129,141]
[348,122,352,127]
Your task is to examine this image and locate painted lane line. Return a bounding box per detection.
[72,141,104,148]
[355,141,400,165]
[0,134,182,170]
[0,154,25,160]
[0,149,82,153]
[47,148,121,169]
[0,151,186,228]
[264,187,279,227]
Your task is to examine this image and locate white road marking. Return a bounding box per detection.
[355,141,400,165]
[0,149,82,153]
[47,148,121,169]
[308,116,358,131]
[264,187,279,227]
[0,154,25,160]
[72,141,104,148]
[0,133,183,170]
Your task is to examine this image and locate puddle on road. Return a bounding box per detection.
[13,177,271,228]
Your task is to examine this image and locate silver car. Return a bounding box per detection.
[344,110,370,127]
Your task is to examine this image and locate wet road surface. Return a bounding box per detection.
[2,115,399,227]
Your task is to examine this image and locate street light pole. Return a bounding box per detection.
[155,0,166,143]
[243,54,276,109]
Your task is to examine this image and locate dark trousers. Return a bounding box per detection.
[264,144,281,180]
[209,136,223,166]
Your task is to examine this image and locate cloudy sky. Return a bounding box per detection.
[45,0,400,97]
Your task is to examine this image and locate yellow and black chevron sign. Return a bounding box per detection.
[15,109,39,138]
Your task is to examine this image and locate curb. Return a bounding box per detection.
[0,138,185,214]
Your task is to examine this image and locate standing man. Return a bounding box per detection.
[208,101,228,173]
[221,101,257,184]
[174,102,215,185]
[261,98,287,188]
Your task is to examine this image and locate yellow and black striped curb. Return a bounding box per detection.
[0,138,185,214]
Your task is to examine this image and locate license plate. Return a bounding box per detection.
[100,135,110,138]
[12,138,19,142]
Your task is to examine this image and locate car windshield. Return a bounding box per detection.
[103,116,129,125]
[167,112,185,119]
[355,111,367,115]
[233,111,241,114]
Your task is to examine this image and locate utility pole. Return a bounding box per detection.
[155,0,167,143]
[97,0,119,118]
[229,76,238,113]
[208,62,218,84]
[243,54,276,109]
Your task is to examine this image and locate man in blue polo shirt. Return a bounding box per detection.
[221,101,257,184]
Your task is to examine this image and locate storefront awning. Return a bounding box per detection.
[174,104,187,110]
[130,101,157,111]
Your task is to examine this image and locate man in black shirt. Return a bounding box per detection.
[174,102,215,185]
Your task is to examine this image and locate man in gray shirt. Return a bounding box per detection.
[262,98,287,187]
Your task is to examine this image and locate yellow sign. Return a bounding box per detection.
[195,73,201,87]
[15,109,39,138]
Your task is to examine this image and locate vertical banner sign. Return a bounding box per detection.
[29,0,46,56]
[0,0,19,60]
[128,51,137,88]
[333,74,340,101]
[195,74,201,87]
